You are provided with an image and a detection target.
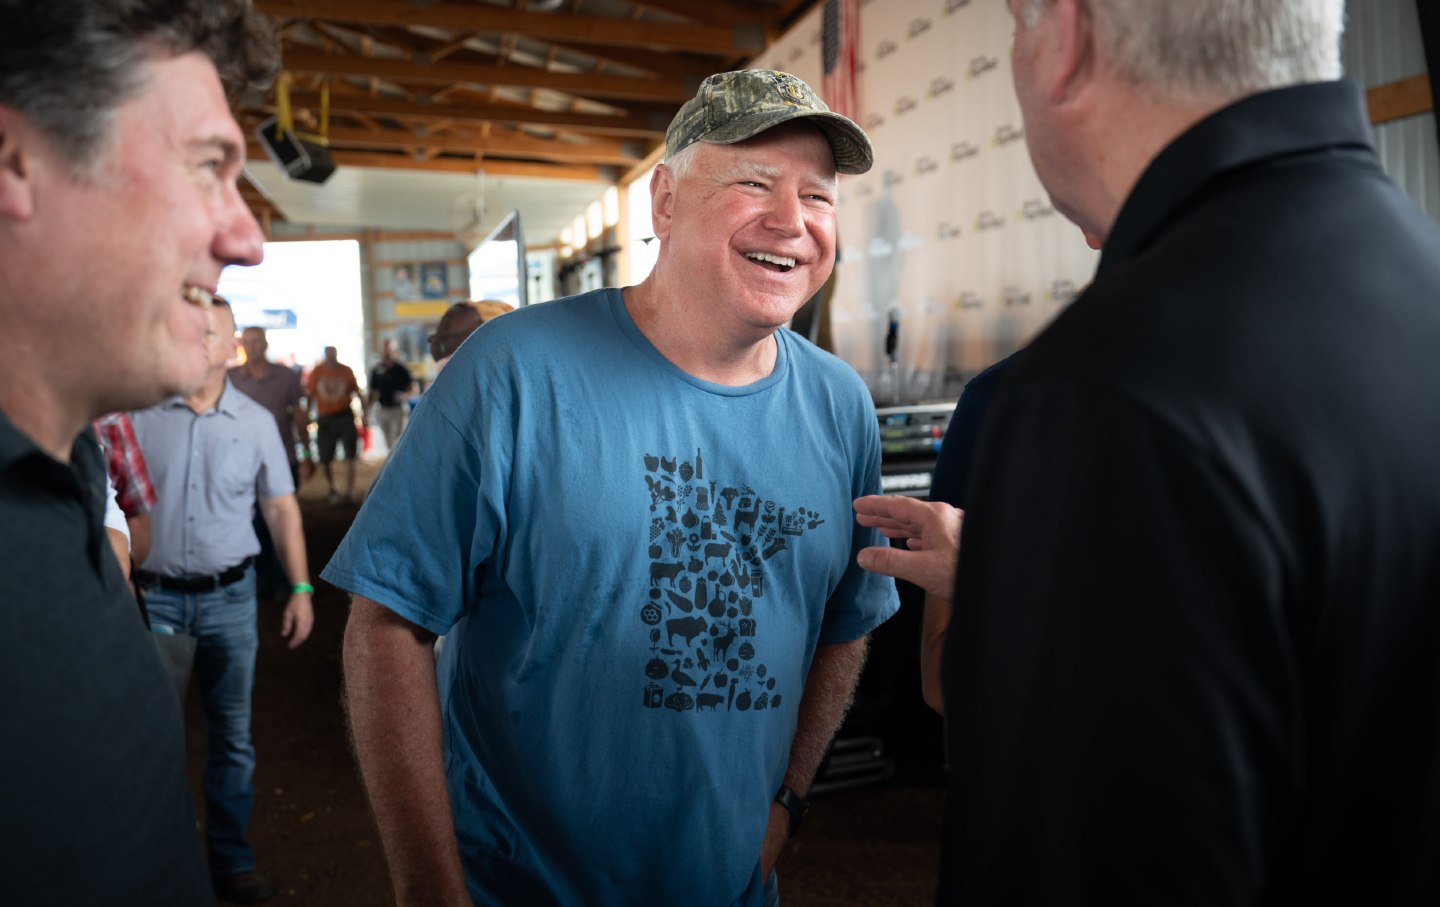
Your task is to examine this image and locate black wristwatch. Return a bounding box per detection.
[773,784,810,838]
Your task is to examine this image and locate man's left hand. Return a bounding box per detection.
[759,800,789,883]
[853,495,963,600]
[282,592,315,649]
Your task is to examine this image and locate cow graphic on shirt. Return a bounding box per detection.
[639,448,826,713]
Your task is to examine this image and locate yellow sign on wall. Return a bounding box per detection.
[395,301,452,318]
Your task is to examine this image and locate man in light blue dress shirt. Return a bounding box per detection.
[131,299,314,904]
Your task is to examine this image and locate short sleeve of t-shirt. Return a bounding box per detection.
[320,393,490,635]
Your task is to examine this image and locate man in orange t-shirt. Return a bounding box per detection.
[306,346,363,504]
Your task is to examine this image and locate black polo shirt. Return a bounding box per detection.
[369,360,413,408]
[0,412,212,905]
[941,80,1440,904]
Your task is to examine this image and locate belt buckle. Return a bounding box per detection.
[168,573,217,593]
[217,558,251,586]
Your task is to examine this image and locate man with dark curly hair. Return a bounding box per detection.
[0,2,278,904]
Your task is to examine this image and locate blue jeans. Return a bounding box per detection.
[143,566,259,877]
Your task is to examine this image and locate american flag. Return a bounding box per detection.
[821,0,860,121]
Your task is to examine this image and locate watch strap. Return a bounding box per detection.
[773,784,809,838]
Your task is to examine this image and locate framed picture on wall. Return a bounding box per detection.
[392,264,419,302]
[419,262,449,299]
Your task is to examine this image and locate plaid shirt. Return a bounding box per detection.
[92,412,157,517]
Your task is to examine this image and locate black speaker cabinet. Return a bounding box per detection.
[254,117,336,184]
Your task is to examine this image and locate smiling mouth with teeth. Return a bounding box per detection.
[182,286,214,309]
[745,252,797,273]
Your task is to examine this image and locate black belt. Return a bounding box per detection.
[137,557,254,593]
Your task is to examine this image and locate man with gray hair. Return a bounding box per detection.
[326,70,898,905]
[0,1,276,904]
[932,1,1440,903]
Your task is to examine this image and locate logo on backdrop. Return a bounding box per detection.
[957,292,985,311]
[916,156,940,176]
[937,222,963,240]
[968,55,999,80]
[992,124,1025,146]
[1049,280,1082,304]
[877,39,898,59]
[1018,199,1056,221]
[929,76,955,98]
[951,141,980,162]
[1003,287,1033,307]
[974,210,1006,232]
[909,17,933,38]
[945,0,972,12]
[640,449,826,714]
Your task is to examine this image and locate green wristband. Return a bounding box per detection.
[291,582,315,594]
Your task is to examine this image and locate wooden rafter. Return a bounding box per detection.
[281,47,685,102]
[255,0,764,56]
[245,143,611,179]
[1367,73,1434,126]
[546,41,718,81]
[290,123,644,164]
[278,90,670,137]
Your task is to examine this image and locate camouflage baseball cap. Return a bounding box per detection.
[665,70,873,175]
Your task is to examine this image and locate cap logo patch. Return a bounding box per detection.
[772,72,809,105]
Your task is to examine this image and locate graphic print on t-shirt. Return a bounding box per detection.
[640,448,826,713]
[314,377,350,409]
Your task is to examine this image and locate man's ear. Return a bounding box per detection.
[0,105,38,221]
[1045,0,1095,104]
[650,163,676,243]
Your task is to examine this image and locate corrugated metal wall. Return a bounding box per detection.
[1344,0,1439,219]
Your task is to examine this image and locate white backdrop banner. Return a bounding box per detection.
[756,0,1099,401]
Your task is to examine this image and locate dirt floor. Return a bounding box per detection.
[185,459,946,906]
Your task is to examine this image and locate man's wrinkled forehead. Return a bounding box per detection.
[711,157,838,194]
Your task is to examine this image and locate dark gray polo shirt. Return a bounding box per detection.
[0,411,213,904]
[131,379,294,578]
[228,361,305,468]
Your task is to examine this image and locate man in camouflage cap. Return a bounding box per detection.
[329,69,896,905]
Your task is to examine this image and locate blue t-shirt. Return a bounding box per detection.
[323,288,898,906]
